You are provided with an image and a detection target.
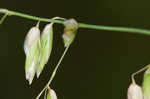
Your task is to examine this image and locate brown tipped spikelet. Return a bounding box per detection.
[62,19,78,47]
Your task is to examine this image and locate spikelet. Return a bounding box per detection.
[62,19,78,47]
[36,23,54,77]
[127,83,143,99]
[24,26,40,84]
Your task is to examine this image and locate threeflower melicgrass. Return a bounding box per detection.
[0,8,150,99]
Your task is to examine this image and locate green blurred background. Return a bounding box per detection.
[1,0,150,99]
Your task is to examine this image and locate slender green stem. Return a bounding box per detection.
[1,8,150,35]
[131,64,150,84]
[79,23,150,35]
[36,45,70,99]
[0,8,64,24]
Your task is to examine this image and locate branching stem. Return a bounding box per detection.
[0,12,8,24]
[36,45,70,99]
[131,64,150,84]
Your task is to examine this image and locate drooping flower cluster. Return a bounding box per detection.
[24,19,78,99]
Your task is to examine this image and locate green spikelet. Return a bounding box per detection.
[36,23,53,77]
[46,88,57,99]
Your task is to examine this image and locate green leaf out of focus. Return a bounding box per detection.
[143,69,150,99]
